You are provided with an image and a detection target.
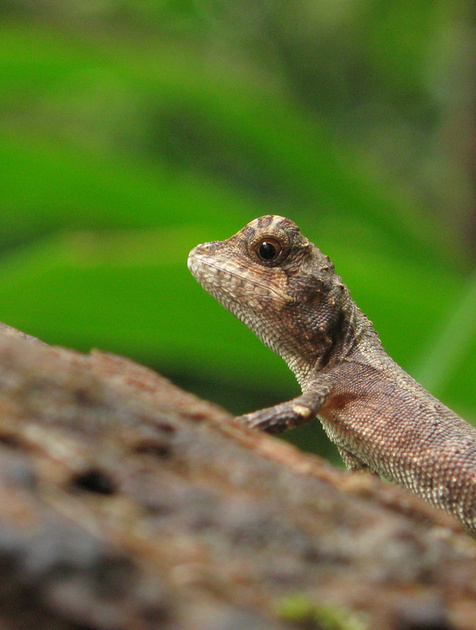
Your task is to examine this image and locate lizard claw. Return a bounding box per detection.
[235,411,282,433]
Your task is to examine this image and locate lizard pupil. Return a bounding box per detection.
[257,240,280,261]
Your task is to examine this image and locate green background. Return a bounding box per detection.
[1,1,475,462]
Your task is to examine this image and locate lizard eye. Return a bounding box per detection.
[256,238,282,262]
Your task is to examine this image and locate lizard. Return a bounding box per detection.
[188,215,476,536]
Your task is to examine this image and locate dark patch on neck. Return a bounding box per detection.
[301,284,359,370]
[320,308,349,368]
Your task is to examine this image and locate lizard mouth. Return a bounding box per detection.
[188,250,290,303]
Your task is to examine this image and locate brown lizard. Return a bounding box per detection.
[188,215,476,536]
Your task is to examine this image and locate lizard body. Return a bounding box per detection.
[188,215,476,536]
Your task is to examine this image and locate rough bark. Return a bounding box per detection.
[0,324,475,630]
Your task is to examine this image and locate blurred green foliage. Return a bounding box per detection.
[0,1,475,460]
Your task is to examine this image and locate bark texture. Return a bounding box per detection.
[0,325,475,630]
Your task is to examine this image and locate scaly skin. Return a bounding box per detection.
[188,215,476,536]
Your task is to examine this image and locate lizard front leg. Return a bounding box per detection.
[337,446,374,472]
[236,381,332,433]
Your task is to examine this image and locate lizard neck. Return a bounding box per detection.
[286,286,382,391]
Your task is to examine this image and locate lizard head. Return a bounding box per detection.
[188,215,355,381]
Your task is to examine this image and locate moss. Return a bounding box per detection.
[275,594,367,630]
